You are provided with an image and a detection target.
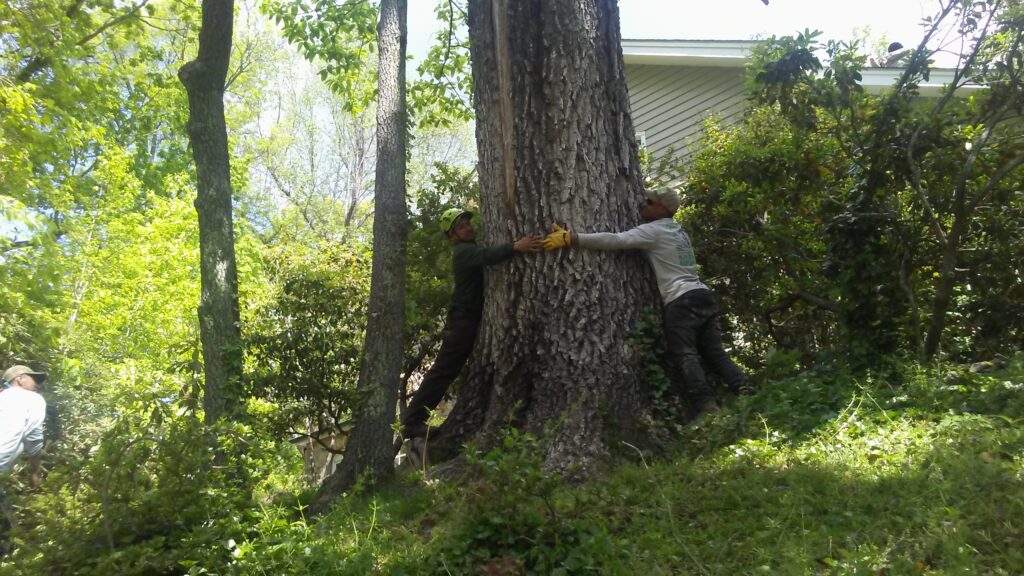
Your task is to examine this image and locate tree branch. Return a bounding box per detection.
[970,154,1024,211]
[905,1,1000,247]
[762,291,840,346]
[764,291,839,318]
[16,0,152,83]
[1,240,33,254]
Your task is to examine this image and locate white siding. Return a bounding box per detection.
[625,64,749,160]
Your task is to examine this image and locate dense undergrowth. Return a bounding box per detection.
[5,356,1023,575]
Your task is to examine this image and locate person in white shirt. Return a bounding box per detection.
[0,364,47,556]
[543,187,750,422]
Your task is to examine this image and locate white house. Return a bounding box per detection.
[621,39,982,160]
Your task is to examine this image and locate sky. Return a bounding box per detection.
[406,0,950,67]
[616,0,939,45]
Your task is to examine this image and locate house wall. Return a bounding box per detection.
[625,64,749,161]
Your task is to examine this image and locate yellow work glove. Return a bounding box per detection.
[543,223,573,251]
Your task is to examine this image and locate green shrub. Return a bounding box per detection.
[425,429,624,575]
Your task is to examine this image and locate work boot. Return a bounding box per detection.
[724,375,756,397]
[689,399,720,428]
[736,380,757,396]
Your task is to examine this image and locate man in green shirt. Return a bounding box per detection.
[402,209,542,465]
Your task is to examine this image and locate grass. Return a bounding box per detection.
[182,355,1024,575]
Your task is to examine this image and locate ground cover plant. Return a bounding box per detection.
[10,356,1015,575]
[257,355,1016,575]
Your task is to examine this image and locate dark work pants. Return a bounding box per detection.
[401,309,481,438]
[0,484,10,557]
[663,288,748,405]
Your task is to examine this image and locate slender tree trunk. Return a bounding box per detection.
[434,0,655,476]
[310,0,407,514]
[924,241,959,359]
[924,184,970,359]
[178,0,242,425]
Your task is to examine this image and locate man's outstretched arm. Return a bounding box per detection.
[544,223,655,251]
[456,235,543,267]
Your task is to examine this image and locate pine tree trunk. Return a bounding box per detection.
[178,0,242,425]
[310,0,407,513]
[435,0,655,477]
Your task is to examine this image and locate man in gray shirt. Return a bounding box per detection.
[544,187,750,421]
[0,365,47,556]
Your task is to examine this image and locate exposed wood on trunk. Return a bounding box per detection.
[491,0,516,210]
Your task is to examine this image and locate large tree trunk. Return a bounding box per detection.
[310,0,407,514]
[435,0,655,477]
[178,0,243,425]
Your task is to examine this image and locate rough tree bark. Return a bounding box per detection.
[178,0,243,424]
[310,0,407,514]
[434,0,656,476]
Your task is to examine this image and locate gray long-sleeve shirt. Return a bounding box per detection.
[576,218,707,304]
[0,387,46,474]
